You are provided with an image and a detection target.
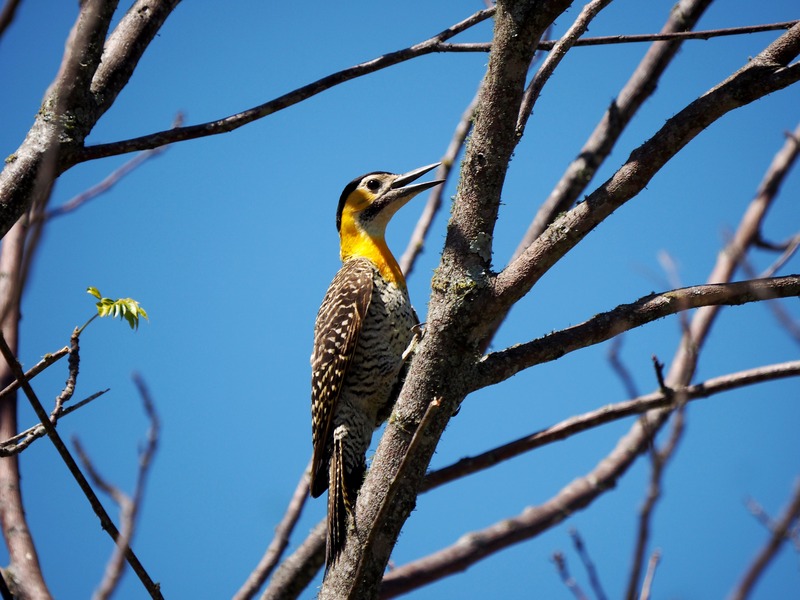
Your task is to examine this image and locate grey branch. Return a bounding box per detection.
[476,276,800,391]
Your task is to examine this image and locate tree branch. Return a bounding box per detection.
[0,0,21,40]
[260,522,326,600]
[420,360,800,493]
[625,361,688,600]
[0,389,109,457]
[76,7,496,164]
[476,275,800,390]
[511,0,713,259]
[78,373,160,600]
[729,480,800,600]
[0,217,50,598]
[0,0,181,237]
[516,0,615,137]
[493,23,800,311]
[438,20,800,53]
[0,332,164,600]
[318,3,575,598]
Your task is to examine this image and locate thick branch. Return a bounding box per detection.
[476,275,800,390]
[0,0,118,237]
[90,0,182,117]
[0,219,50,598]
[318,3,574,598]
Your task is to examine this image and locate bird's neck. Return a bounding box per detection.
[339,220,406,288]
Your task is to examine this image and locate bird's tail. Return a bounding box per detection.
[325,437,364,574]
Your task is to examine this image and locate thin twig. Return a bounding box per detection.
[77,7,496,163]
[0,332,164,600]
[84,373,160,600]
[0,389,109,456]
[439,20,800,53]
[730,480,800,600]
[569,529,608,600]
[52,327,80,419]
[739,253,800,345]
[552,552,589,600]
[234,463,311,600]
[517,0,614,136]
[760,233,800,277]
[638,549,661,600]
[0,346,70,403]
[625,384,687,600]
[607,336,640,399]
[398,93,478,278]
[46,113,185,220]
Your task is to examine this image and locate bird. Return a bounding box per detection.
[310,162,443,572]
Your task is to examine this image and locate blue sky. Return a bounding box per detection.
[1,1,799,598]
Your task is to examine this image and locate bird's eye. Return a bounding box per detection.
[366,178,381,192]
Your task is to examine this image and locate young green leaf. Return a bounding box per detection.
[86,287,149,331]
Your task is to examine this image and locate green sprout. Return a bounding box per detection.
[81,287,149,333]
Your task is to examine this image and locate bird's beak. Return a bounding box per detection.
[391,162,445,197]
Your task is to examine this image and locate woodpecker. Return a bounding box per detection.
[310,162,443,571]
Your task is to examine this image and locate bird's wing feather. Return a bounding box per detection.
[310,259,374,497]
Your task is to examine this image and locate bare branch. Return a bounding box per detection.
[398,92,479,278]
[46,113,185,220]
[90,0,182,117]
[625,383,688,600]
[51,327,80,419]
[422,360,800,492]
[639,550,661,600]
[0,0,181,237]
[760,232,800,277]
[552,551,589,600]
[494,23,800,310]
[0,332,164,599]
[1,389,109,457]
[0,346,69,403]
[76,7,496,163]
[437,21,800,53]
[0,218,51,598]
[512,0,713,259]
[76,373,160,600]
[517,0,615,137]
[730,480,800,600]
[0,0,21,40]
[260,522,326,600]
[607,336,640,399]
[234,464,311,600]
[476,276,800,391]
[569,529,607,600]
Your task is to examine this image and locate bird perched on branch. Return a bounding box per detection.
[310,163,443,571]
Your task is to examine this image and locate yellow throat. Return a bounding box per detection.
[338,205,405,289]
